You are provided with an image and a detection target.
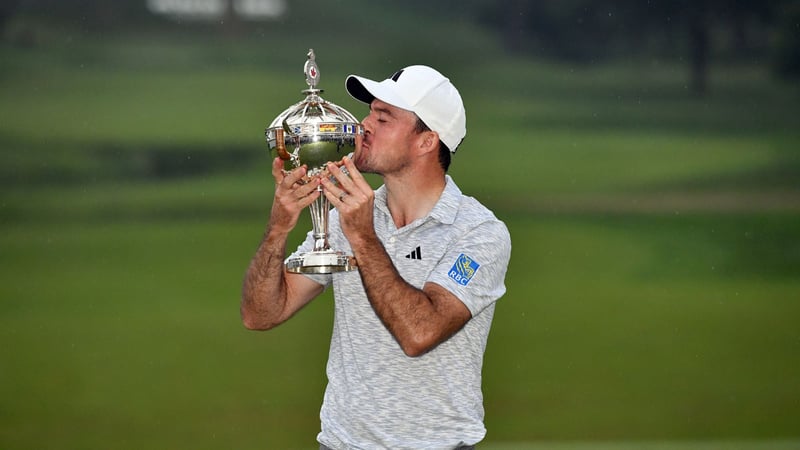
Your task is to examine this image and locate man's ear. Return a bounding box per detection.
[418,130,439,155]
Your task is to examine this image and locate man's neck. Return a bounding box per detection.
[382,172,446,229]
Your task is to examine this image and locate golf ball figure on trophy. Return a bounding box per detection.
[264,49,363,273]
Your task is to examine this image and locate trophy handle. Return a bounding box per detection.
[274,128,291,161]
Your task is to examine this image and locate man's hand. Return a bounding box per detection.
[268,157,321,235]
[321,155,375,245]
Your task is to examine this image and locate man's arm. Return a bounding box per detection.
[321,157,471,356]
[241,227,325,330]
[353,236,472,357]
[240,157,326,330]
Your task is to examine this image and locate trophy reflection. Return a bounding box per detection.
[264,49,362,273]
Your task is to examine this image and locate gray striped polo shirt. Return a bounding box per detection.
[291,175,511,450]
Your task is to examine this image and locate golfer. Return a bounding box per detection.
[242,64,511,449]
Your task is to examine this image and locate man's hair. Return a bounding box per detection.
[414,117,451,172]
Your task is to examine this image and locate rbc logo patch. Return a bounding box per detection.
[448,254,480,286]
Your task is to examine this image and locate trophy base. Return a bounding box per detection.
[286,250,357,274]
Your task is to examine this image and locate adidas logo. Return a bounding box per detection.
[404,246,422,260]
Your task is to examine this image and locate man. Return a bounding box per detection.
[241,65,511,449]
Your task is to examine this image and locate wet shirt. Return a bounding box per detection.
[291,175,511,450]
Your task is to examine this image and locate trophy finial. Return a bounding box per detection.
[304,48,320,90]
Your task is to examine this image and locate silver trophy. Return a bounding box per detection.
[265,49,362,273]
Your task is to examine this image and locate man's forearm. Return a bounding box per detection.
[351,234,458,356]
[241,227,291,330]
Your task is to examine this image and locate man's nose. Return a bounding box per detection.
[361,114,373,134]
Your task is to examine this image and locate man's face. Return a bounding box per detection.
[354,99,420,175]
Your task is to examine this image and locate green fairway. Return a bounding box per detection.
[1,13,799,449]
[1,217,798,448]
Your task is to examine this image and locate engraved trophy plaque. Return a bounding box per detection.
[265,49,362,273]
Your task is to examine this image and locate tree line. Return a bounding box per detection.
[3,0,798,95]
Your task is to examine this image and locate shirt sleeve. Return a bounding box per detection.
[427,219,511,317]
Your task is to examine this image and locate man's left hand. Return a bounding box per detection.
[321,156,375,246]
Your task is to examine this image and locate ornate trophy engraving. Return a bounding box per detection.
[265,49,362,273]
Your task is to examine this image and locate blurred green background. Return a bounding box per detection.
[1,1,799,449]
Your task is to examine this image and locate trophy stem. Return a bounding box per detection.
[309,185,331,252]
[284,183,356,274]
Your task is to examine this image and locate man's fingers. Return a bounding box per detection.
[325,156,363,190]
[295,185,321,208]
[341,155,371,192]
[271,159,321,205]
[271,157,285,180]
[281,165,309,189]
[293,177,321,199]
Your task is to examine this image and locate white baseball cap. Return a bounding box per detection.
[345,65,466,152]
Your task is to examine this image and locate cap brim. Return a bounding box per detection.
[345,75,413,111]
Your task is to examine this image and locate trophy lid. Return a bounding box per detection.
[266,49,360,135]
[265,49,362,170]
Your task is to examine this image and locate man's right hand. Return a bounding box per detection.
[268,157,321,235]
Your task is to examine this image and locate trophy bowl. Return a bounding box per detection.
[265,49,363,274]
